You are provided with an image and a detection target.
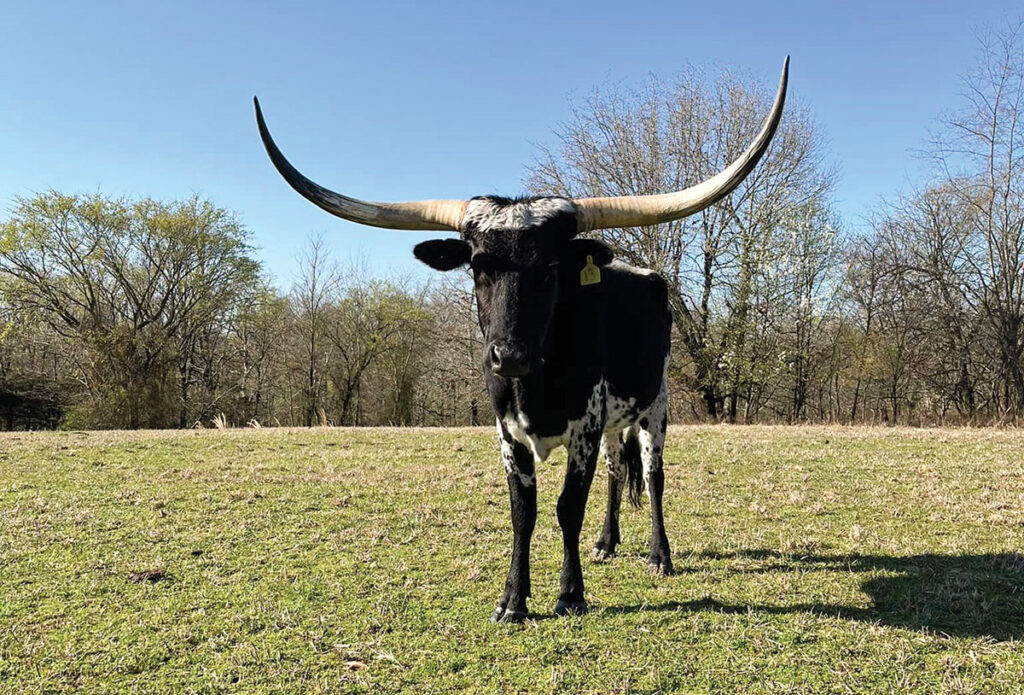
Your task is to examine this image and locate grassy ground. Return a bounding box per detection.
[2,425,1024,693]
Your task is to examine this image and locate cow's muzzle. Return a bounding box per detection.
[487,342,533,377]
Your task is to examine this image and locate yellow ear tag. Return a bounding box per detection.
[580,255,601,286]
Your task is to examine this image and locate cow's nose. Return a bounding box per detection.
[488,344,502,368]
[488,343,531,376]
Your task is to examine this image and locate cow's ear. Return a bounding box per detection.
[413,239,471,271]
[566,238,614,266]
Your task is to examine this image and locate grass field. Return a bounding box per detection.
[2,425,1024,693]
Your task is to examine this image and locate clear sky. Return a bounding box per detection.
[1,0,1018,286]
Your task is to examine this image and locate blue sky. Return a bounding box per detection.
[1,0,1018,286]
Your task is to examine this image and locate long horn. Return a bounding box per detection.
[254,98,467,231]
[574,56,789,233]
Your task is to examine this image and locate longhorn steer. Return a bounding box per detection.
[255,57,788,622]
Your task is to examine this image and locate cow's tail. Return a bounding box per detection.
[622,428,644,507]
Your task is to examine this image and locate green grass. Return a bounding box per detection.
[2,425,1024,693]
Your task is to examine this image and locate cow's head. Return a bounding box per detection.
[413,196,615,376]
[254,58,789,377]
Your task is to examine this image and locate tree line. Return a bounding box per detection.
[2,25,1023,430]
[0,200,487,430]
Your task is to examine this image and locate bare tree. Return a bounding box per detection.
[855,22,1024,423]
[232,284,289,424]
[528,64,839,418]
[926,21,1024,416]
[421,272,487,425]
[769,201,843,421]
[291,234,338,426]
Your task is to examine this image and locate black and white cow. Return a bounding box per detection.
[255,57,788,622]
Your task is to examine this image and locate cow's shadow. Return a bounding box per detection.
[605,550,1024,641]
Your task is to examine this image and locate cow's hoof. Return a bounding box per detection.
[591,545,616,562]
[491,607,527,624]
[648,555,674,576]
[554,599,589,617]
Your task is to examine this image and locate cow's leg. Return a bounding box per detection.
[555,413,603,616]
[639,384,673,575]
[492,424,537,623]
[592,431,624,561]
